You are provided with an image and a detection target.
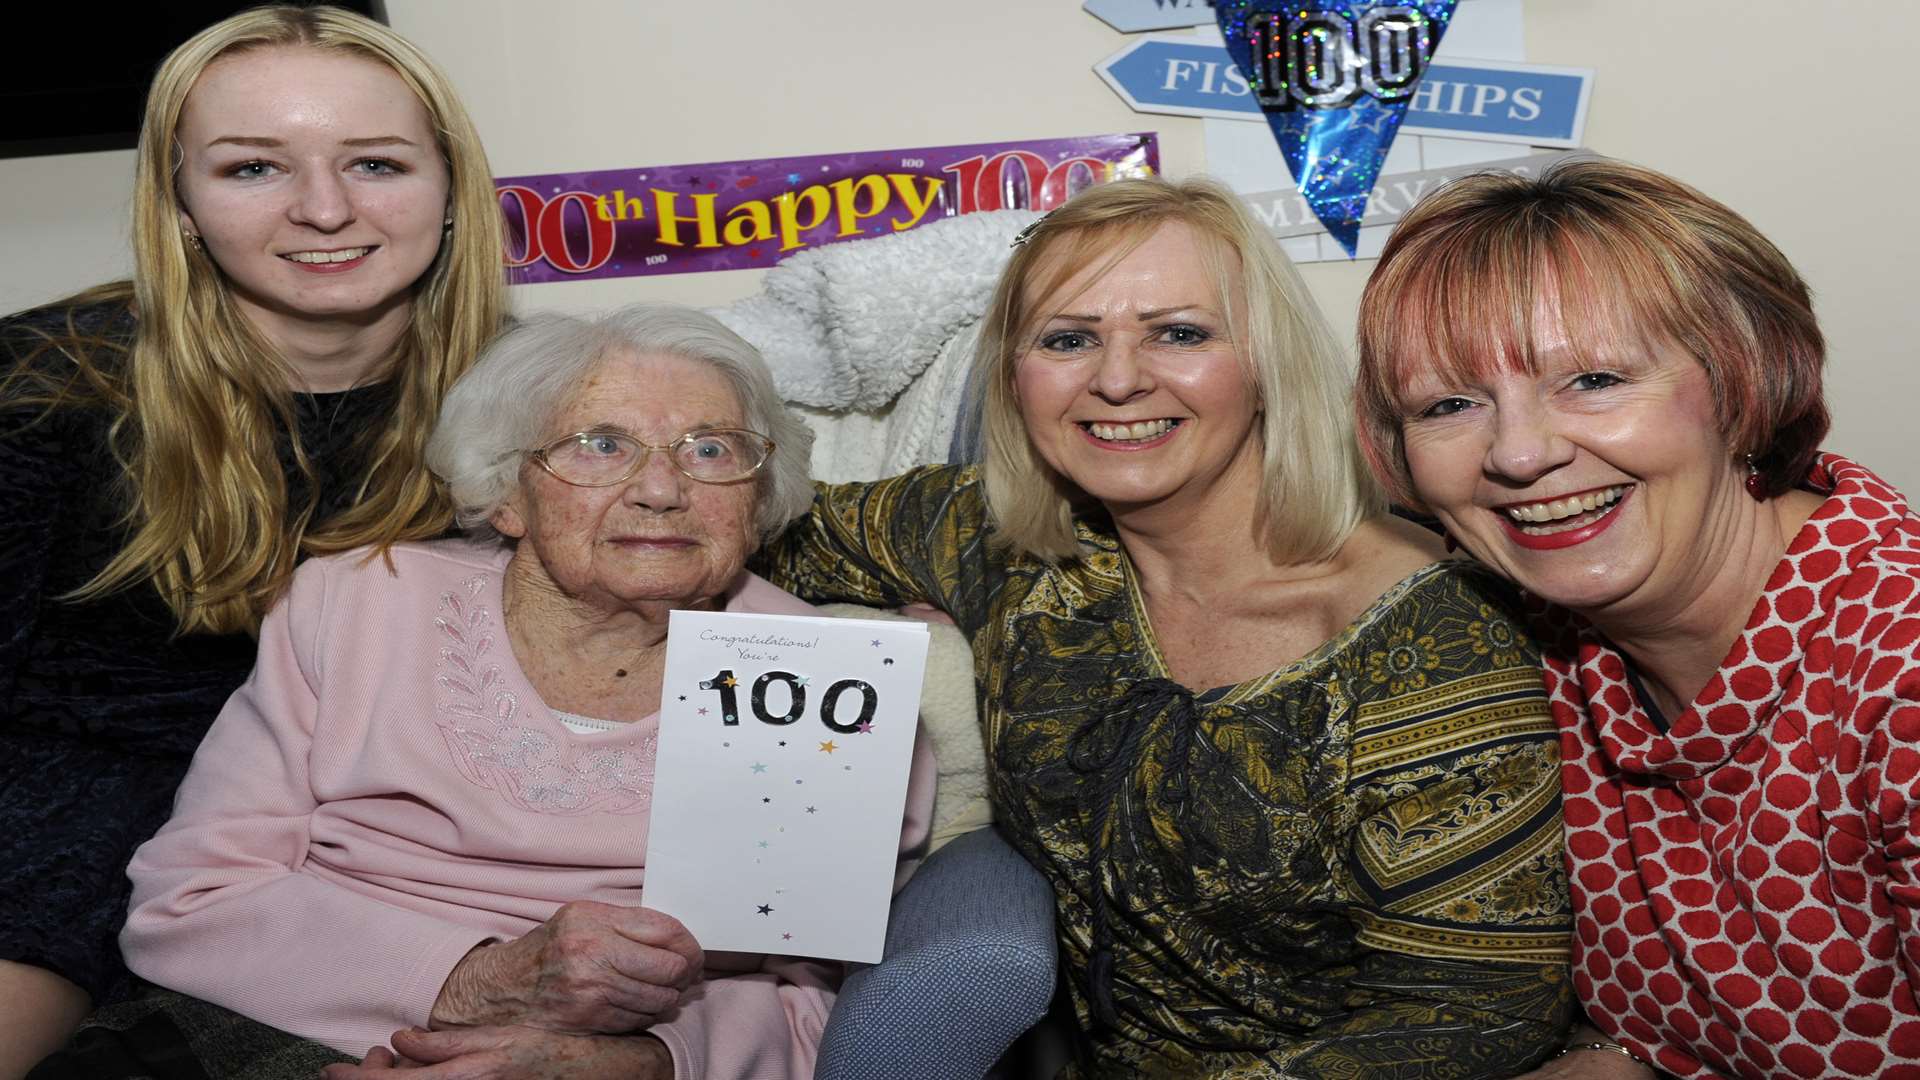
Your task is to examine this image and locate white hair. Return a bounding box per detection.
[426,303,815,544]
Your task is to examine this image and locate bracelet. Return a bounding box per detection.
[1557,1040,1654,1069]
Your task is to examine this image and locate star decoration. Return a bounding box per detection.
[677,695,686,701]
[795,675,810,687]
[856,721,874,734]
[870,639,882,647]
[757,904,773,915]
[722,675,739,687]
[758,840,769,849]
[786,172,801,184]
[750,762,768,774]
[697,707,709,716]
[762,797,771,803]
[806,806,818,814]
[782,932,793,940]
[818,740,838,754]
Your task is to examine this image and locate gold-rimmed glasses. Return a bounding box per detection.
[526,428,774,487]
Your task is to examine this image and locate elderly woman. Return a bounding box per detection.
[756,176,1572,1076]
[1355,159,1920,1080]
[115,305,933,1078]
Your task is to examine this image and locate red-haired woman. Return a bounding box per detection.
[1354,158,1920,1079]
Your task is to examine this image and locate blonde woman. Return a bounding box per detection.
[0,6,504,1072]
[758,176,1573,1076]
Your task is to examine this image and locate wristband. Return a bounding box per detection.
[1557,1040,1653,1069]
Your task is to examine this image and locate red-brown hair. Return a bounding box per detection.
[1354,158,1827,507]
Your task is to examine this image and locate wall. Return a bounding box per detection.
[1,0,1912,489]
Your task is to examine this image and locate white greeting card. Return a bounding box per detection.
[643,609,930,963]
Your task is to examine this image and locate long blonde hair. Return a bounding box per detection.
[976,176,1381,563]
[13,5,505,635]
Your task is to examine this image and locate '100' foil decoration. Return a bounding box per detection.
[1216,1,1459,256]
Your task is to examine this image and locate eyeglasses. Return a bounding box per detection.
[526,428,775,487]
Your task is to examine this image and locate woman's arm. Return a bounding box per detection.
[0,375,102,1068]
[120,562,504,1054]
[0,961,90,1080]
[754,464,996,635]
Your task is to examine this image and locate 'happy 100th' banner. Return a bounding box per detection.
[495,132,1160,284]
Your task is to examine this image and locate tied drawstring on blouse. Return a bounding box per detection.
[1066,676,1235,1040]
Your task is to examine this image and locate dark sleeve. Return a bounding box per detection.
[1281,569,1573,1077]
[754,464,1002,639]
[0,367,86,717]
[0,306,165,1004]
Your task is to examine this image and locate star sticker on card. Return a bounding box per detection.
[782,932,793,940]
[818,740,838,754]
[856,721,874,734]
[757,840,769,849]
[697,708,708,716]
[870,639,882,647]
[722,675,739,687]
[757,904,773,915]
[750,762,768,774]
[795,675,810,687]
[806,806,818,814]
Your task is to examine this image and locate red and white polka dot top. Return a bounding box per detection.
[1536,453,1920,1080]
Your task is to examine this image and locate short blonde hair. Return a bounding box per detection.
[1356,158,1828,506]
[977,175,1381,562]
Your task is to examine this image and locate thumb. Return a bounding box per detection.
[389,1025,515,1064]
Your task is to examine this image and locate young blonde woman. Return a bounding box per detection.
[0,6,504,1073]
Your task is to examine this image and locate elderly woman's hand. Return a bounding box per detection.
[322,1027,673,1080]
[429,901,702,1034]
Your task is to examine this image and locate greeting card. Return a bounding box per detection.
[643,610,930,963]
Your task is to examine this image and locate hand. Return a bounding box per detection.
[321,1027,673,1080]
[429,901,702,1035]
[1511,1045,1657,1079]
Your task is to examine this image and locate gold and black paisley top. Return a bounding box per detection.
[759,465,1571,1078]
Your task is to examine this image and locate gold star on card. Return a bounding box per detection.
[818,740,838,754]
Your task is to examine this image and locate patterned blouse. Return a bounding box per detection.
[760,465,1572,1077]
[1544,454,1920,1080]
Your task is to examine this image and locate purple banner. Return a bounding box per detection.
[495,133,1159,284]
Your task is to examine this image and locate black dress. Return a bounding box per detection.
[0,301,399,1005]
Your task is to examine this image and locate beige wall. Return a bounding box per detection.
[2,0,1912,489]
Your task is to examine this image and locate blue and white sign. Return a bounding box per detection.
[1083,0,1216,33]
[1096,36,1593,147]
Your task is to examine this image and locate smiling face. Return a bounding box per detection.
[493,350,762,613]
[1396,305,1749,620]
[1012,220,1262,521]
[173,46,449,351]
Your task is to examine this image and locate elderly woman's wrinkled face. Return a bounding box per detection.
[1396,303,1744,623]
[493,350,760,611]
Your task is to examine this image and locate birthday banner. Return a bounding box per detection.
[495,133,1160,284]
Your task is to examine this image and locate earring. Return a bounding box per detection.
[1744,453,1767,501]
[442,214,454,231]
[184,232,203,251]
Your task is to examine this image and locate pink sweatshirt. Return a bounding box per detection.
[121,540,936,1077]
